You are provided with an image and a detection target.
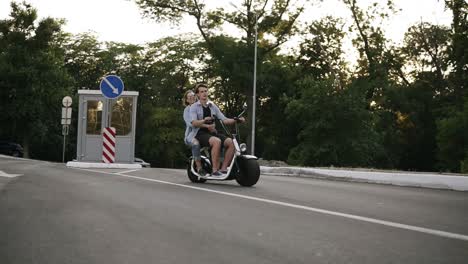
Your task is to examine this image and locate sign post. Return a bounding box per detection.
[61,96,72,163]
[99,75,124,163]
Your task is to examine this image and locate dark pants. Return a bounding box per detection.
[195,131,227,148]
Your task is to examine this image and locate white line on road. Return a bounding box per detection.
[115,169,141,175]
[78,168,468,242]
[0,170,23,178]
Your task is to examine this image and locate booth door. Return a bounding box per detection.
[79,95,108,162]
[108,96,136,163]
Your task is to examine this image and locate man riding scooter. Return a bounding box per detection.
[189,83,245,177]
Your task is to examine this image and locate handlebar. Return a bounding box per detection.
[212,115,242,123]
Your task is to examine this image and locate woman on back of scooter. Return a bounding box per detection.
[189,83,245,177]
[183,89,206,176]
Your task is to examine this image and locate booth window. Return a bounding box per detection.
[111,97,132,135]
[86,100,103,135]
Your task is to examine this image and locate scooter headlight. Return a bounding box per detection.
[239,143,248,153]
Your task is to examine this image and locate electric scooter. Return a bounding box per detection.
[186,105,260,187]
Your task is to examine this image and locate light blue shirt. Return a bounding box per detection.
[186,100,227,144]
[183,105,194,145]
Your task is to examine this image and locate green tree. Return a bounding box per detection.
[139,107,187,168]
[0,1,72,159]
[444,0,468,105]
[342,0,421,169]
[133,0,311,153]
[342,0,400,103]
[436,101,468,172]
[63,33,107,93]
[432,0,468,172]
[297,16,349,85]
[390,22,451,171]
[136,36,207,167]
[286,77,380,167]
[254,53,301,160]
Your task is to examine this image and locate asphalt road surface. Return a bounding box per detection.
[1,156,468,264]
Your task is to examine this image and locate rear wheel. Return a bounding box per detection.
[236,159,260,187]
[187,158,207,183]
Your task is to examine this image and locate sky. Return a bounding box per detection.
[0,0,452,47]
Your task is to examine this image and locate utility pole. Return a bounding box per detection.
[251,13,258,155]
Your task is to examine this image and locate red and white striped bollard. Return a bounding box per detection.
[102,127,116,163]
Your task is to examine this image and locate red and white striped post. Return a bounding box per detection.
[102,127,116,163]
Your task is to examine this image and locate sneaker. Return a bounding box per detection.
[197,168,207,177]
[220,169,228,174]
[211,171,224,177]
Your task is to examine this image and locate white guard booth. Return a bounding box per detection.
[75,89,139,164]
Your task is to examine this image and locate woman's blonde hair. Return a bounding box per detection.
[182,90,195,106]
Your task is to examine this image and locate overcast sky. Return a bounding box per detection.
[0,0,452,49]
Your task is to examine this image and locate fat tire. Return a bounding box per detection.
[236,159,260,187]
[187,159,207,183]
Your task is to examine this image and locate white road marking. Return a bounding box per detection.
[0,170,23,178]
[77,168,468,242]
[116,169,141,175]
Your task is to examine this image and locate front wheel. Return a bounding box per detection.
[236,159,260,187]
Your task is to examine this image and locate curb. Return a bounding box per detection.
[66,161,142,169]
[260,166,468,191]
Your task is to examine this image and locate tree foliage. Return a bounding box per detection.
[286,77,380,167]
[134,0,312,151]
[0,1,73,159]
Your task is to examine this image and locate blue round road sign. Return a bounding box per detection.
[100,75,124,99]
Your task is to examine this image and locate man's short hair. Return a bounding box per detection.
[194,83,208,94]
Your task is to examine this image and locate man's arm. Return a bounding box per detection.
[192,118,214,128]
[222,117,245,125]
[190,104,205,128]
[190,106,215,129]
[212,104,245,125]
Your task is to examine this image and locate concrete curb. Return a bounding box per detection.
[66,161,142,169]
[260,166,468,191]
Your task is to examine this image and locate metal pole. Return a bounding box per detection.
[62,134,66,163]
[251,13,258,155]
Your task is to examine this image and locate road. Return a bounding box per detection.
[1,156,468,264]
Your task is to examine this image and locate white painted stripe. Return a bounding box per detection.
[115,169,141,175]
[102,156,112,164]
[67,161,141,169]
[103,128,116,139]
[103,139,114,147]
[0,170,23,178]
[103,136,116,146]
[102,155,113,163]
[102,127,116,163]
[102,152,114,163]
[103,142,115,154]
[76,168,468,242]
[103,144,115,157]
